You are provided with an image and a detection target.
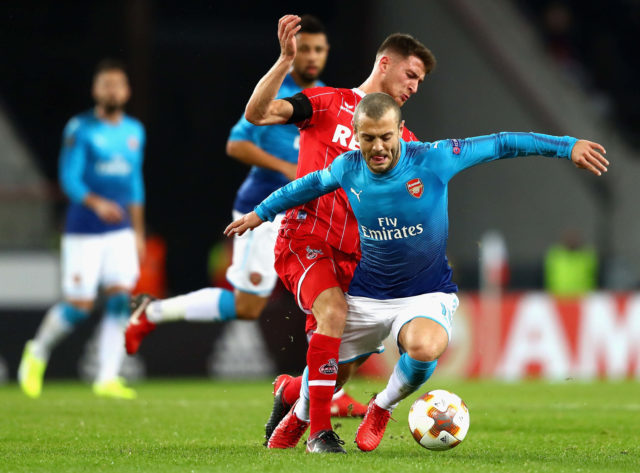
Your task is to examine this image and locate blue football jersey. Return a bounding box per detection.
[256,132,578,299]
[59,110,145,234]
[230,74,324,214]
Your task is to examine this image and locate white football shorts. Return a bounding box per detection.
[339,292,459,363]
[62,228,140,300]
[226,210,284,296]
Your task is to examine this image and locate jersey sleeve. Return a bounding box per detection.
[130,124,146,205]
[254,163,342,222]
[228,114,261,144]
[295,86,338,130]
[58,118,90,203]
[430,132,578,182]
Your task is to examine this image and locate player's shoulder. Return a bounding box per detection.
[404,140,432,157]
[331,149,363,173]
[340,149,363,164]
[122,114,145,133]
[278,74,302,98]
[301,85,340,99]
[408,138,465,157]
[402,126,419,142]
[303,85,362,103]
[63,110,94,136]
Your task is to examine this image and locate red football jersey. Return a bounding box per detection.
[279,87,418,255]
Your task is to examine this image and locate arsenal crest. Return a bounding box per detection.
[128,136,139,151]
[406,178,424,198]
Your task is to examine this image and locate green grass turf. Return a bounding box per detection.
[1,378,639,472]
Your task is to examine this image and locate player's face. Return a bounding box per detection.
[293,32,329,84]
[355,109,404,174]
[380,54,426,106]
[92,69,130,113]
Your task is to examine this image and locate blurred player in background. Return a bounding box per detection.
[227,92,609,452]
[124,15,365,416]
[243,15,435,453]
[18,59,146,399]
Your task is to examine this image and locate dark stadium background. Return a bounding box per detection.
[0,0,371,295]
[1,1,639,379]
[2,0,639,293]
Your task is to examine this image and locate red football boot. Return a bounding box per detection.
[125,294,156,355]
[267,401,309,449]
[355,398,392,452]
[330,390,368,417]
[265,374,294,443]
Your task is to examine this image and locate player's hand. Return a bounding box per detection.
[89,196,125,223]
[278,14,301,61]
[571,140,608,176]
[224,211,264,237]
[281,161,298,181]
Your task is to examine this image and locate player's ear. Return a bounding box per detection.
[398,119,405,135]
[378,54,390,73]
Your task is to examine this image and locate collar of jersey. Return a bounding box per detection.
[93,108,125,127]
[367,138,406,179]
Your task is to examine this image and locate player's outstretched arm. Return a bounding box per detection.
[224,211,264,237]
[570,140,608,176]
[244,15,299,126]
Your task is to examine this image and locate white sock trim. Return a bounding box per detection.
[308,380,336,387]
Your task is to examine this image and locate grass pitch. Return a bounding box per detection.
[1,378,639,472]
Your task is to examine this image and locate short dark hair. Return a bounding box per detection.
[93,58,127,78]
[377,33,436,74]
[298,14,326,35]
[353,92,402,131]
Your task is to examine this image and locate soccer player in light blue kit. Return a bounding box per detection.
[226,92,608,452]
[18,59,145,399]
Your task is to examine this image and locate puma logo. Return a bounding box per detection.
[350,188,363,202]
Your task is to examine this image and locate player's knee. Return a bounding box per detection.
[105,292,130,319]
[234,301,262,320]
[315,302,347,334]
[61,301,91,325]
[405,342,445,362]
[234,291,268,320]
[400,318,449,362]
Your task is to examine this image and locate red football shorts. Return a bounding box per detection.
[274,232,358,328]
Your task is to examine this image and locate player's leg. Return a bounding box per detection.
[267,359,365,449]
[272,310,369,421]
[272,362,368,423]
[355,293,459,451]
[299,291,392,428]
[291,356,368,424]
[268,290,387,449]
[18,234,99,398]
[124,214,283,353]
[305,285,350,453]
[266,238,347,452]
[227,211,283,319]
[94,229,139,399]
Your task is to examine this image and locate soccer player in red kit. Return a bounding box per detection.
[244,14,435,453]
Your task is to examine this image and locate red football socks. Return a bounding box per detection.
[282,375,302,406]
[306,333,341,434]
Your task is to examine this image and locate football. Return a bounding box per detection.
[408,389,470,451]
